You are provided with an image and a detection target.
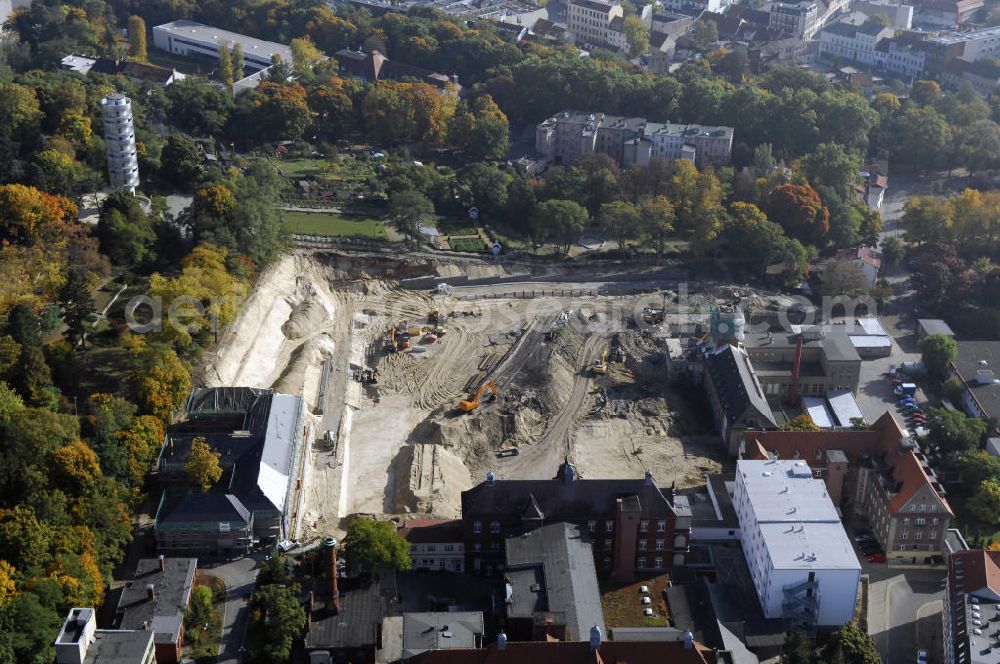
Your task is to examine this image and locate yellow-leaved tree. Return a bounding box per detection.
[185,437,222,492]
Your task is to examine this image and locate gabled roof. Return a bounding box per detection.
[461,464,682,522]
[411,640,719,664]
[704,344,777,428]
[505,523,606,642]
[398,519,463,543]
[746,412,953,516]
[951,550,1000,600]
[403,612,484,658]
[158,493,252,526]
[836,247,882,270]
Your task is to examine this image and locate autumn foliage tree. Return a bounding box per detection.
[127,15,147,61]
[249,82,314,142]
[768,183,830,245]
[363,80,457,147]
[185,437,222,492]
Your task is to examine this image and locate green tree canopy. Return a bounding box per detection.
[919,333,958,378]
[343,518,412,577]
[185,437,222,492]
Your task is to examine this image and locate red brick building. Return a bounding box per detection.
[459,461,691,580]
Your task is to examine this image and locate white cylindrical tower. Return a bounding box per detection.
[101,92,140,193]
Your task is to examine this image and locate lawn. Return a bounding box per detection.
[283,210,389,239]
[448,236,486,252]
[275,158,328,179]
[600,574,671,628]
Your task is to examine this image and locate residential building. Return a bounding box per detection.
[858,171,888,210]
[154,387,308,553]
[874,34,929,81]
[943,549,1000,664]
[663,0,733,14]
[106,557,197,664]
[942,57,1000,97]
[459,461,691,580]
[818,21,893,66]
[917,318,955,340]
[152,20,293,72]
[101,93,139,193]
[410,636,723,664]
[55,608,156,664]
[703,343,778,455]
[833,246,882,290]
[334,48,460,92]
[535,111,734,169]
[951,342,1000,427]
[856,0,914,28]
[567,0,625,49]
[503,522,606,642]
[744,411,955,564]
[398,519,465,572]
[916,0,983,26]
[769,2,820,39]
[733,460,861,629]
[402,612,484,659]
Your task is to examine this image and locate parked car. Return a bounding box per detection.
[277,539,299,553]
[496,448,520,458]
[860,543,881,555]
[868,553,886,563]
[917,649,928,663]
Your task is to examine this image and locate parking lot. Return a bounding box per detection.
[853,312,925,431]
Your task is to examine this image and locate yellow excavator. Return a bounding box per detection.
[458,380,499,412]
[592,349,609,375]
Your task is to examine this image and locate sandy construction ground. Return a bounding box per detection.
[205,252,725,539]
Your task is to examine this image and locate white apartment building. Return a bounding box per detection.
[734,460,861,630]
[152,20,293,71]
[819,21,893,66]
[101,93,139,193]
[770,2,821,39]
[399,520,465,573]
[874,37,927,81]
[567,0,625,49]
[662,0,731,14]
[535,110,734,169]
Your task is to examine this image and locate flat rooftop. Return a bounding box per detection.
[759,522,860,570]
[153,20,294,64]
[737,460,840,524]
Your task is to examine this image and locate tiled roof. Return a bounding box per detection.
[952,550,1000,599]
[411,640,718,664]
[836,247,882,270]
[398,519,463,543]
[747,412,953,516]
[704,344,776,428]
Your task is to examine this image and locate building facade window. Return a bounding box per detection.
[655,539,665,550]
[490,521,500,534]
[638,557,647,568]
[639,539,648,550]
[473,521,481,534]
[605,520,614,531]
[654,557,663,568]
[640,520,649,532]
[656,520,666,532]
[588,521,597,533]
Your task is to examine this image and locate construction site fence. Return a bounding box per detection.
[455,288,657,300]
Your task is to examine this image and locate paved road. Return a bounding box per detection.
[201,553,264,664]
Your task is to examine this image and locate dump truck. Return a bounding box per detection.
[458,379,499,412]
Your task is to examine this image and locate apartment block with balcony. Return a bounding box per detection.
[733,460,861,630]
[943,550,1000,664]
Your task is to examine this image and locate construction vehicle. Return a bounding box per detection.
[384,327,399,352]
[457,379,499,413]
[428,309,447,336]
[641,308,665,324]
[361,368,379,384]
[591,349,608,375]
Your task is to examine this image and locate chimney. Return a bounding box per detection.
[486,470,495,487]
[145,584,155,601]
[497,631,507,651]
[589,625,602,652]
[612,496,640,582]
[789,335,803,404]
[324,538,340,612]
[158,554,165,572]
[683,631,694,649]
[307,591,314,630]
